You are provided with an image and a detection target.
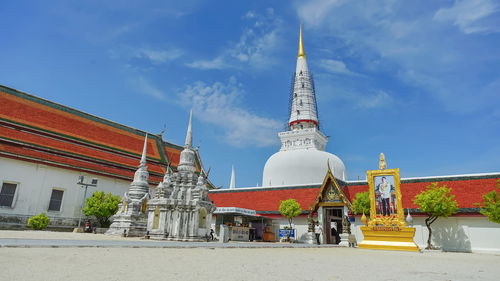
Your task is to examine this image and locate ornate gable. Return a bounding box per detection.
[310,163,352,212]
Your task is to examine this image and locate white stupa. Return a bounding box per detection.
[262,25,346,187]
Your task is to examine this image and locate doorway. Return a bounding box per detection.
[324,208,343,244]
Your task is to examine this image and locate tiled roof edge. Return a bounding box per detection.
[401,173,500,183]
[0,84,181,155]
[257,208,482,215]
[344,172,500,186]
[406,208,481,214]
[0,150,160,184]
[2,137,143,173]
[209,184,322,194]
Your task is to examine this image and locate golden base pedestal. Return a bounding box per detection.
[358,226,420,252]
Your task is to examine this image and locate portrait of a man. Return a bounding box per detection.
[374,176,396,216]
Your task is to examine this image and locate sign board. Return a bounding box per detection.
[278,229,295,238]
[214,207,257,216]
[231,226,250,241]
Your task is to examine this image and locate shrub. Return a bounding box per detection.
[414,183,458,249]
[478,179,500,224]
[352,192,370,215]
[82,191,121,227]
[27,213,50,230]
[279,199,302,229]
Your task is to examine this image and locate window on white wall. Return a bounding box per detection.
[48,189,64,211]
[0,182,17,207]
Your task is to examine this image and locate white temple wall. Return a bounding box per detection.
[351,216,500,253]
[272,216,309,242]
[0,157,130,226]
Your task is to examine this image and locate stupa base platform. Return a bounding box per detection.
[105,214,147,237]
[358,226,419,252]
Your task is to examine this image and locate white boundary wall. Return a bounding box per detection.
[350,216,500,253]
[271,216,310,242]
[0,157,131,226]
[266,212,500,252]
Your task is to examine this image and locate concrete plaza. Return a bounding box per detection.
[1,230,499,281]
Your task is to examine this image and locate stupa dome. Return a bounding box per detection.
[262,149,346,187]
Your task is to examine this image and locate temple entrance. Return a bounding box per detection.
[324,207,343,244]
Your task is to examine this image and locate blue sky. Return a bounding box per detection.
[1,0,499,188]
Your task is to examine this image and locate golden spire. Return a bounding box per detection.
[298,24,306,58]
[379,153,387,170]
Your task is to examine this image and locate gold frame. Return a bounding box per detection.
[367,168,405,226]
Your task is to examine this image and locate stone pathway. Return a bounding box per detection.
[0,230,335,248]
[1,230,499,281]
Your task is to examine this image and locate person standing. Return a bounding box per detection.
[376,177,394,216]
[330,222,339,244]
[314,223,322,245]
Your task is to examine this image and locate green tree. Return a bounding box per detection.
[351,192,370,215]
[82,191,121,227]
[279,199,302,234]
[478,179,500,224]
[27,213,50,230]
[414,183,458,249]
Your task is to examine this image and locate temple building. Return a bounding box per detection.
[0,85,209,228]
[208,27,500,253]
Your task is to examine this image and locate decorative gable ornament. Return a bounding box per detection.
[310,161,352,213]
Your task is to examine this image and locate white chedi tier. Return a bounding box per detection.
[261,25,346,187]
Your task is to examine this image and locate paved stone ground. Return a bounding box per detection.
[1,230,499,281]
[0,230,333,248]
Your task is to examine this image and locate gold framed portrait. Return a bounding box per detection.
[367,168,404,224]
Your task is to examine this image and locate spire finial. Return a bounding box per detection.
[298,24,306,58]
[140,134,148,166]
[184,109,193,148]
[379,153,387,170]
[229,165,236,189]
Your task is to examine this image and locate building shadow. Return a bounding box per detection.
[433,223,471,253]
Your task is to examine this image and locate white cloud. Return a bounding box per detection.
[187,9,282,70]
[185,56,228,70]
[244,11,256,19]
[109,46,184,65]
[132,75,281,147]
[135,77,167,101]
[177,78,281,147]
[319,59,360,76]
[434,0,500,34]
[295,0,346,27]
[294,0,500,113]
[334,88,393,109]
[138,48,184,64]
[357,90,393,109]
[229,26,279,68]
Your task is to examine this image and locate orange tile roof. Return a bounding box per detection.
[0,85,203,183]
[347,176,500,209]
[209,175,500,214]
[209,186,321,212]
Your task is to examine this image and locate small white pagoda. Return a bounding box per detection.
[146,111,215,241]
[106,134,150,237]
